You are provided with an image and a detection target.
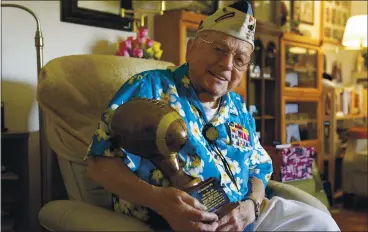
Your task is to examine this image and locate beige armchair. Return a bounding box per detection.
[36,55,330,231]
[342,128,368,197]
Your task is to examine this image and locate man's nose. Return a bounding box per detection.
[218,53,234,71]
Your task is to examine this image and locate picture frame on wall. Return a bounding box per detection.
[321,0,352,44]
[292,1,314,25]
[164,1,218,16]
[60,0,134,31]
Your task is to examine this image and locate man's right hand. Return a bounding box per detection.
[151,187,219,232]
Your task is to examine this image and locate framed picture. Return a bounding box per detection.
[292,1,314,25]
[61,0,134,32]
[321,1,352,44]
[164,1,218,15]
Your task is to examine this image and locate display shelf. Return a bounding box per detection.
[322,84,368,193]
[280,33,324,172]
[1,172,19,181]
[246,21,282,145]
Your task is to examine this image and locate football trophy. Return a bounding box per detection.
[110,98,239,217]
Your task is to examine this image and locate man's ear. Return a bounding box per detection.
[186,38,195,62]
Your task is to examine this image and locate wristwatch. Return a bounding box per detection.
[244,195,261,221]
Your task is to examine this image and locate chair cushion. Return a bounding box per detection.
[37,55,174,203]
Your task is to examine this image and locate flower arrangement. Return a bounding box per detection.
[116,27,163,60]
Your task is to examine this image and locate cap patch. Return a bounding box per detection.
[247,15,256,31]
[195,0,256,51]
[215,12,235,23]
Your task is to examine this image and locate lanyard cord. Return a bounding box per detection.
[186,86,239,192]
[208,140,239,192]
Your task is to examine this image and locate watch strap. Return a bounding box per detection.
[244,195,260,221]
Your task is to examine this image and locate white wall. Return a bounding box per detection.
[1,1,135,133]
[1,2,135,225]
[351,0,368,15]
[1,0,135,177]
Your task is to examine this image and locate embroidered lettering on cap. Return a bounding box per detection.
[215,12,235,23]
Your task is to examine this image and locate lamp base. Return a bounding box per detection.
[356,52,365,72]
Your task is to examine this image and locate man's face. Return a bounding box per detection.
[186,31,253,100]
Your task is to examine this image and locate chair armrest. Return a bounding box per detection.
[267,180,330,215]
[38,200,153,231]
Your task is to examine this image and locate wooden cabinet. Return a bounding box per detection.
[154,10,247,99]
[247,21,282,145]
[280,33,324,172]
[154,10,206,66]
[1,132,29,232]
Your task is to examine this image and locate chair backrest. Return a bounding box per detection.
[37,54,174,208]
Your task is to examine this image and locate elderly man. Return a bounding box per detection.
[85,1,340,231]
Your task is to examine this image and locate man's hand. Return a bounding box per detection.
[151,187,219,232]
[216,200,255,231]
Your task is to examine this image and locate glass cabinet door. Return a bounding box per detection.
[284,101,319,143]
[284,45,318,89]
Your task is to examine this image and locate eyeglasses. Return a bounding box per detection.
[197,37,253,72]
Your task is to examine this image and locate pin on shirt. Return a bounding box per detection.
[228,122,250,148]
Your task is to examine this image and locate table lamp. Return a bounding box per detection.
[342,15,368,72]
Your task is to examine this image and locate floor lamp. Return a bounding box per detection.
[342,14,368,72]
[1,3,50,206]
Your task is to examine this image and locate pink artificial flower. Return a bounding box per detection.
[136,37,146,48]
[132,48,143,58]
[122,49,130,57]
[124,40,132,49]
[137,27,148,38]
[132,38,141,49]
[116,48,130,57]
[146,38,153,48]
[119,40,132,51]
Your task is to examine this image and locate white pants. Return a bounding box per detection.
[253,196,340,231]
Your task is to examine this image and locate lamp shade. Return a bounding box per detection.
[342,15,368,49]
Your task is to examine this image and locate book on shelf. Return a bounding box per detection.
[335,85,367,117]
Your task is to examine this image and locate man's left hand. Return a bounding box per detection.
[216,200,255,231]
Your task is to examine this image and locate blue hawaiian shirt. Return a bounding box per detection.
[85,63,273,230]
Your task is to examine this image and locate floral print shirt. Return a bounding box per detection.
[85,63,273,229]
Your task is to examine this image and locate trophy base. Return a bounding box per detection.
[186,177,239,218]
